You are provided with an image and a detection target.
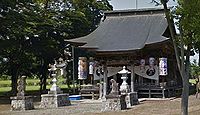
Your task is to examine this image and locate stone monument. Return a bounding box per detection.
[40,61,71,108]
[101,79,127,111]
[118,66,139,108]
[10,76,34,111]
[110,79,119,95]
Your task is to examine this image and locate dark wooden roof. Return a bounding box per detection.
[67,8,171,53]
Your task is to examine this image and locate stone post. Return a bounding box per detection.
[10,76,34,111]
[102,62,107,99]
[17,76,26,97]
[131,64,135,92]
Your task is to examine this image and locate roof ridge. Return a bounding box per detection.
[104,8,165,17]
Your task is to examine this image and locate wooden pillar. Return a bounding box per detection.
[131,64,135,92]
[72,45,75,93]
[103,62,108,98]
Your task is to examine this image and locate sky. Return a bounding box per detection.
[109,0,177,10]
[108,0,199,63]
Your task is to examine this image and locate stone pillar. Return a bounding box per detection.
[131,64,135,92]
[98,66,103,99]
[10,76,34,111]
[103,62,108,99]
[17,76,26,97]
[98,83,103,100]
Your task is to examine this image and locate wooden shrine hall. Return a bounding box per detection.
[67,8,182,98]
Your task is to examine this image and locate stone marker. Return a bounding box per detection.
[101,79,127,111]
[10,76,34,111]
[109,79,119,95]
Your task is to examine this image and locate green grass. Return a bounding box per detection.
[0,78,66,86]
[0,77,70,94]
[189,79,197,85]
[0,85,70,93]
[0,87,11,92]
[0,80,11,85]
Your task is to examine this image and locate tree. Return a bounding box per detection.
[191,60,200,78]
[0,0,112,94]
[0,0,37,94]
[29,0,112,91]
[158,0,200,115]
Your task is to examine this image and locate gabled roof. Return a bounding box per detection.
[67,8,170,52]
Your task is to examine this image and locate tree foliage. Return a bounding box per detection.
[191,60,200,78]
[0,0,112,94]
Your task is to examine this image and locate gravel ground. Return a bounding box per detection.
[1,95,200,115]
[0,99,103,115]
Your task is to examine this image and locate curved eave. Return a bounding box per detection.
[79,46,99,51]
[64,39,87,46]
[95,39,172,56]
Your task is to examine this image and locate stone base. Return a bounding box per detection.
[10,96,34,111]
[101,95,127,111]
[40,93,71,108]
[125,92,139,108]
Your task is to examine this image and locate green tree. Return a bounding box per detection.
[158,0,200,114]
[191,60,200,78]
[0,0,112,94]
[0,0,37,94]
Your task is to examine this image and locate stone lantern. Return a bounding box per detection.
[118,66,139,107]
[48,63,62,94]
[40,60,71,108]
[118,66,130,94]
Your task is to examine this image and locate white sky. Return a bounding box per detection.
[108,0,199,63]
[109,0,177,10]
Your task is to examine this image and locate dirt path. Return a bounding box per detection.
[0,95,200,115]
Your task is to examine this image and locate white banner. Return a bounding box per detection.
[159,58,167,76]
[89,61,95,75]
[94,66,123,80]
[78,57,87,80]
[134,65,159,80]
[94,65,159,80]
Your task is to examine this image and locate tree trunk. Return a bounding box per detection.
[181,45,191,115]
[11,65,19,95]
[40,59,48,93]
[161,1,189,115]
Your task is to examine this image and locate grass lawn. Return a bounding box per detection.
[0,85,70,92]
[189,79,197,85]
[0,87,11,93]
[0,80,11,85]
[0,77,66,86]
[0,78,71,95]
